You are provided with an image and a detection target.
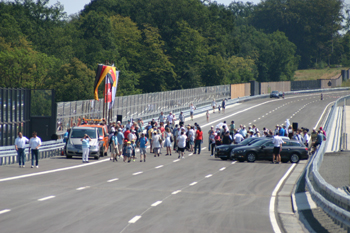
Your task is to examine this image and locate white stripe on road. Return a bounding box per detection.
[0,158,110,183]
[173,159,180,163]
[219,167,226,171]
[189,182,198,186]
[202,147,207,150]
[151,201,162,207]
[0,209,11,215]
[155,165,163,169]
[132,171,143,176]
[205,174,212,178]
[128,215,142,223]
[38,195,55,201]
[269,164,296,233]
[188,153,193,156]
[76,186,90,191]
[107,178,119,182]
[172,190,181,195]
[232,161,236,165]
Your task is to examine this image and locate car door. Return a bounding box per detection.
[280,141,292,160]
[261,141,274,160]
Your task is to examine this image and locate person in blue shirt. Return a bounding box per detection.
[116,128,124,159]
[111,131,119,162]
[81,134,91,163]
[139,133,148,162]
[125,141,133,163]
[279,126,286,137]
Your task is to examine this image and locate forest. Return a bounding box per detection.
[0,0,349,102]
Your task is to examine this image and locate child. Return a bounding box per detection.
[125,141,133,163]
[218,104,221,113]
[206,110,209,123]
[131,140,136,162]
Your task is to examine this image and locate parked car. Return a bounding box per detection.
[215,136,290,160]
[279,91,284,97]
[270,91,280,98]
[79,124,109,156]
[231,139,308,163]
[65,127,103,160]
[215,137,264,160]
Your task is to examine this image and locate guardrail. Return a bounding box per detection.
[0,139,65,166]
[305,94,350,231]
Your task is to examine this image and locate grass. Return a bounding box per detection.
[293,67,348,81]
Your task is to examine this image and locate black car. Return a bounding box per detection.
[270,91,279,98]
[231,139,308,163]
[215,137,265,160]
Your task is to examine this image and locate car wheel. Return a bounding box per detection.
[290,153,300,163]
[238,158,245,162]
[94,155,99,160]
[66,155,72,159]
[246,153,256,162]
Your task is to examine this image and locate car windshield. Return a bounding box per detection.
[71,129,96,139]
[271,91,278,94]
[98,128,103,136]
[240,137,254,145]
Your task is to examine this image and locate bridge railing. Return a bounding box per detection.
[305,94,350,230]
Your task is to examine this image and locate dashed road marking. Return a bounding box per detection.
[173,159,180,162]
[76,186,90,191]
[133,171,143,176]
[151,201,162,207]
[38,196,55,201]
[172,190,181,195]
[128,215,142,223]
[107,178,119,182]
[205,174,213,178]
[188,153,193,156]
[189,182,198,186]
[202,147,207,150]
[219,167,226,171]
[155,165,164,169]
[0,209,11,215]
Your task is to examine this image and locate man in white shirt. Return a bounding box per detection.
[234,131,244,144]
[179,112,185,126]
[272,133,284,164]
[167,112,174,127]
[302,129,310,147]
[15,132,29,168]
[29,131,42,168]
[177,131,187,159]
[189,103,196,121]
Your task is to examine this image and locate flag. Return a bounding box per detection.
[110,71,119,109]
[94,65,118,100]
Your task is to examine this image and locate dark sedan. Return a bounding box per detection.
[270,91,280,98]
[215,137,265,160]
[231,139,308,163]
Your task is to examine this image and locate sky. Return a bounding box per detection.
[51,0,262,16]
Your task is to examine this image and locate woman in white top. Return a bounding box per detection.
[164,128,172,156]
[152,132,161,157]
[212,99,216,113]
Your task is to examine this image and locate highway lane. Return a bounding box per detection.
[0,91,349,233]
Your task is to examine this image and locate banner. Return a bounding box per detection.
[94,65,118,101]
[110,71,119,109]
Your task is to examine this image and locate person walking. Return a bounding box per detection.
[206,110,209,123]
[272,132,284,164]
[15,132,29,168]
[209,132,216,156]
[111,131,119,162]
[139,133,148,162]
[208,126,214,151]
[173,125,179,151]
[230,121,235,138]
[166,112,174,128]
[222,99,226,113]
[116,128,124,159]
[179,112,185,126]
[158,112,165,125]
[177,131,187,159]
[212,99,216,113]
[194,126,203,154]
[152,131,161,157]
[29,132,41,168]
[234,130,244,144]
[190,103,196,121]
[81,134,91,163]
[164,128,172,156]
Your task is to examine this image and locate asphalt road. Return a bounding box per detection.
[1,91,349,233]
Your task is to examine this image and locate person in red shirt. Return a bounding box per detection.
[194,126,203,154]
[124,128,131,141]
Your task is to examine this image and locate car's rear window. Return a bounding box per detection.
[71,129,96,139]
[286,141,301,147]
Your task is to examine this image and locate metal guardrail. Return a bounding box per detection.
[0,139,65,165]
[305,94,350,231]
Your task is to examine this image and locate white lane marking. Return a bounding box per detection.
[189,182,198,186]
[0,209,11,215]
[258,118,261,120]
[269,164,296,233]
[128,215,142,223]
[76,186,90,191]
[188,153,193,156]
[173,159,180,162]
[0,158,110,183]
[314,101,334,129]
[232,161,237,165]
[155,165,164,169]
[253,120,256,122]
[205,174,213,178]
[219,167,226,171]
[38,195,55,201]
[107,178,119,182]
[151,201,162,207]
[262,115,265,117]
[172,190,181,195]
[202,147,207,150]
[133,171,143,176]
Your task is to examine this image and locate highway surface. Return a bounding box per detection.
[1,91,349,233]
